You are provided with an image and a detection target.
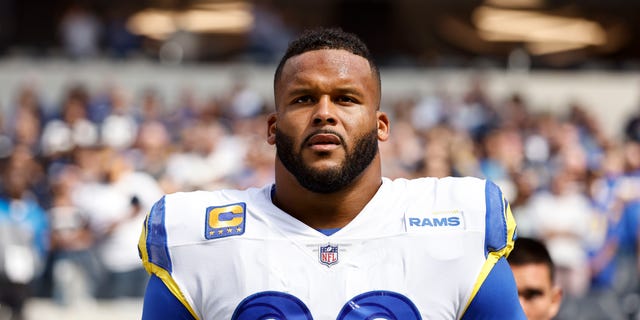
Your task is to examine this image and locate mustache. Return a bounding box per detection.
[302,129,346,147]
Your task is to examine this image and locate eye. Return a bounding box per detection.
[293,96,314,104]
[519,289,544,301]
[336,96,357,104]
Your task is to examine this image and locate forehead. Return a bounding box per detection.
[511,264,552,287]
[276,49,376,91]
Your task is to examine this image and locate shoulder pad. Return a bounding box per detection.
[484,180,517,258]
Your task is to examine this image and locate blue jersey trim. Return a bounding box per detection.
[484,181,507,257]
[147,196,172,273]
[231,291,313,320]
[461,257,526,319]
[142,275,195,320]
[318,228,342,236]
[338,291,422,319]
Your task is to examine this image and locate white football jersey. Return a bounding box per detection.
[139,176,517,319]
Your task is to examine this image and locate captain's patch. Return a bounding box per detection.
[204,203,246,240]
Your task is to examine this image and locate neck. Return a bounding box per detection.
[271,158,382,229]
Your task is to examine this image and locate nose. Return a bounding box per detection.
[312,96,337,126]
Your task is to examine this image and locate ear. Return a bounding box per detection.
[376,111,390,142]
[548,286,563,319]
[267,112,277,145]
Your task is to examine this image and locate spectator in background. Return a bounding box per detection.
[624,116,640,179]
[508,237,563,320]
[99,87,138,151]
[616,198,640,318]
[130,120,174,192]
[72,148,162,299]
[567,103,609,170]
[246,0,294,63]
[59,3,102,60]
[378,118,422,179]
[135,89,167,128]
[517,165,596,306]
[98,151,162,298]
[625,110,640,146]
[585,144,635,320]
[6,85,46,155]
[615,122,640,317]
[450,75,498,139]
[223,80,267,120]
[48,164,102,306]
[104,7,141,59]
[164,88,200,132]
[410,93,446,132]
[164,120,246,191]
[415,125,456,179]
[231,134,275,190]
[0,147,49,320]
[477,125,523,202]
[41,85,100,162]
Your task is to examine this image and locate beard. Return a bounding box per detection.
[275,127,379,194]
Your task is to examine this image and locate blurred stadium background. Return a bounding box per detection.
[1,0,640,319]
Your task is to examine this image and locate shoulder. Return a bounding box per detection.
[400,176,516,255]
[461,257,526,319]
[394,176,487,194]
[397,176,494,213]
[147,187,267,244]
[386,176,486,199]
[161,187,268,216]
[139,186,269,270]
[145,186,270,242]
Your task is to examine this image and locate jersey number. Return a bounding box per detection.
[231,290,422,320]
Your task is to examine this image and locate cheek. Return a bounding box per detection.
[276,116,303,136]
[343,111,378,132]
[279,110,312,131]
[520,296,551,318]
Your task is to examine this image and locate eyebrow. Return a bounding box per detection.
[284,86,365,97]
[334,87,365,96]
[284,88,313,97]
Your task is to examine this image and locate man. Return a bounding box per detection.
[508,237,563,320]
[139,27,525,319]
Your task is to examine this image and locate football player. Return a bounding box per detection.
[139,27,525,319]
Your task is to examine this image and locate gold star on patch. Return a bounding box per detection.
[227,228,233,233]
[218,229,224,235]
[236,227,242,232]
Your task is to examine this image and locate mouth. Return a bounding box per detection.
[305,133,342,151]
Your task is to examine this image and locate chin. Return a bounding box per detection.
[302,149,342,162]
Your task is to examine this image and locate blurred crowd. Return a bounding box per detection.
[0,74,639,320]
[1,2,292,65]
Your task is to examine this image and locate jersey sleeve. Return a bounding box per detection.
[143,275,197,320]
[460,180,522,318]
[483,180,518,257]
[138,196,200,320]
[460,257,526,319]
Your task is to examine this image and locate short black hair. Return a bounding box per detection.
[273,27,380,103]
[508,237,556,283]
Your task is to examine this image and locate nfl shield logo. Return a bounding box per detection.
[319,244,339,267]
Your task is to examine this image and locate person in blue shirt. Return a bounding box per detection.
[0,151,49,320]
